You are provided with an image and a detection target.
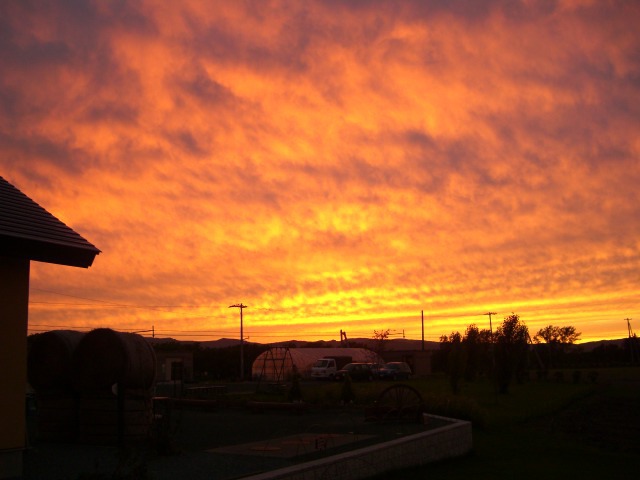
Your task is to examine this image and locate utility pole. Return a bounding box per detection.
[484,312,497,335]
[626,318,635,363]
[421,310,425,351]
[484,311,498,394]
[229,304,248,380]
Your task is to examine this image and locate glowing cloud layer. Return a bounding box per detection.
[1,1,638,343]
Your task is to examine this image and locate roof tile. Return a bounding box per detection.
[0,176,100,268]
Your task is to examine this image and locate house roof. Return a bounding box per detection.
[0,176,100,268]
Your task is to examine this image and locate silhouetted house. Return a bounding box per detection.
[0,176,99,479]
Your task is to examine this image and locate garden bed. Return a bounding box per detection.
[23,405,471,480]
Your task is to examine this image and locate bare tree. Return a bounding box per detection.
[373,329,390,355]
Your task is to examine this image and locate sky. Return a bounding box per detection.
[1,0,638,344]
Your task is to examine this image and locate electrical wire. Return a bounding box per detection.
[28,288,631,342]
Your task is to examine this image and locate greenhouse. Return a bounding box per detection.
[252,347,383,381]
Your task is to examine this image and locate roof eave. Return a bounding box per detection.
[0,236,100,268]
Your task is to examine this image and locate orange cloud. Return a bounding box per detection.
[1,0,638,343]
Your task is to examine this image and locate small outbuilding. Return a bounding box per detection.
[252,347,383,381]
[0,176,99,479]
[382,350,433,377]
[155,350,194,383]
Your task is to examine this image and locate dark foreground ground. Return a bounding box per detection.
[372,376,640,480]
[23,406,440,480]
[23,371,640,480]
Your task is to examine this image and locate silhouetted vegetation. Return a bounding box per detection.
[533,324,581,368]
[432,314,639,395]
[462,324,492,382]
[190,343,269,381]
[494,313,529,393]
[442,331,465,394]
[372,329,391,355]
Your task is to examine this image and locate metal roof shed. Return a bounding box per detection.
[0,176,100,479]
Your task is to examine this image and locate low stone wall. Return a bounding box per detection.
[242,414,472,480]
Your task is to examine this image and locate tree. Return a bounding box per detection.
[436,326,494,388]
[462,324,489,382]
[446,331,466,394]
[534,325,581,368]
[372,329,390,355]
[494,313,529,394]
[534,325,581,344]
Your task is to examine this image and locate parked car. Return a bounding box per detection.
[378,362,412,380]
[367,363,382,379]
[310,356,353,380]
[335,362,376,381]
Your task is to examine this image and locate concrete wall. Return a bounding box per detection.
[0,257,30,479]
[242,414,472,480]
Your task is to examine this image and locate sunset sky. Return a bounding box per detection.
[1,1,638,344]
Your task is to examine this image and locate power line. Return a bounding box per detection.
[28,288,634,342]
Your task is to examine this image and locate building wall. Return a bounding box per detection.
[0,256,30,479]
[155,351,194,382]
[382,350,432,377]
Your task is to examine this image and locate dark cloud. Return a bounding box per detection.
[173,67,237,107]
[81,103,139,125]
[0,130,90,175]
[0,35,71,68]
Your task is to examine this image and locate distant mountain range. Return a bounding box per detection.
[145,336,627,352]
[145,336,438,350]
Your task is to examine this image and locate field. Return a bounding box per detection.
[24,367,640,479]
[364,367,640,479]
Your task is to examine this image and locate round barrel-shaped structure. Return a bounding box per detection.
[34,392,79,442]
[77,390,154,445]
[72,328,156,393]
[28,330,85,392]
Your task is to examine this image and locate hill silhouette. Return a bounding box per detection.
[145,336,627,351]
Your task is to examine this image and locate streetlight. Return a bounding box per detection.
[229,304,247,380]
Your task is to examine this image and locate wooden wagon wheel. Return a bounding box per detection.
[373,384,424,423]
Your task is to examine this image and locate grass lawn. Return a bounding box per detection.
[366,367,640,479]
